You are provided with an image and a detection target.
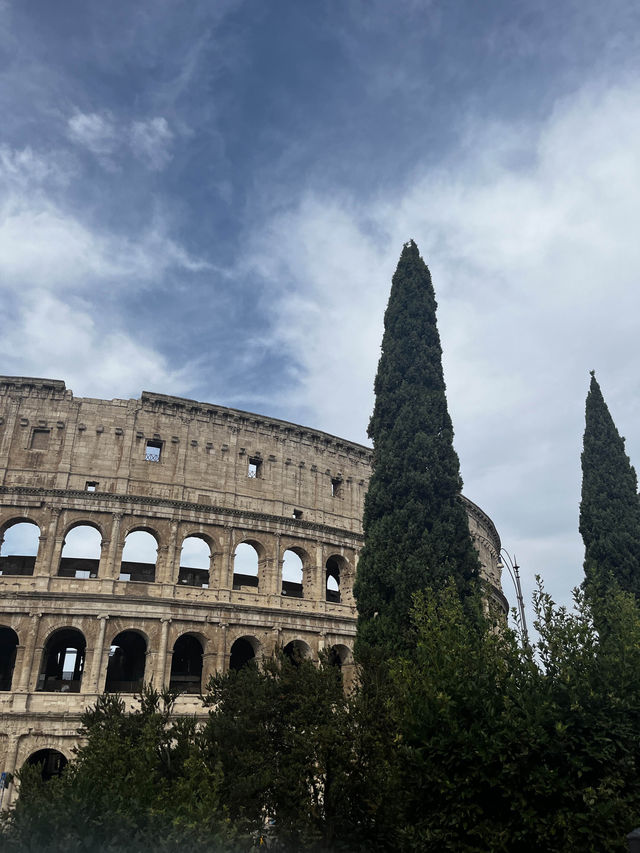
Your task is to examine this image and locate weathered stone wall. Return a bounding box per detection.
[0,376,505,805]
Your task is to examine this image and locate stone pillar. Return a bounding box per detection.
[216,624,228,674]
[1,734,21,811]
[86,615,109,694]
[105,513,124,579]
[17,613,41,693]
[201,646,218,691]
[312,542,325,604]
[158,523,178,585]
[152,618,171,688]
[267,534,282,596]
[34,507,61,576]
[223,527,234,589]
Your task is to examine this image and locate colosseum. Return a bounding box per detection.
[0,375,507,803]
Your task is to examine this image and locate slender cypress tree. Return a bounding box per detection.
[353,240,479,660]
[580,371,640,600]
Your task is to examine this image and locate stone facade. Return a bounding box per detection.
[0,376,506,804]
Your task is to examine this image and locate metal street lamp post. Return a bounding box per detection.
[497,549,529,648]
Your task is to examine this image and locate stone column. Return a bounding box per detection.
[312,541,325,604]
[267,534,281,597]
[105,513,125,579]
[223,527,234,590]
[158,523,178,585]
[1,734,21,811]
[152,618,171,688]
[17,613,41,693]
[86,615,109,694]
[34,507,61,576]
[215,624,228,674]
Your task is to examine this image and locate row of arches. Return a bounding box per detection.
[0,522,345,602]
[0,625,352,695]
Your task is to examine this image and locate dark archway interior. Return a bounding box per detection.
[0,626,18,690]
[326,557,341,603]
[105,631,146,693]
[27,749,68,782]
[283,640,309,667]
[327,646,343,669]
[229,637,256,671]
[169,635,203,693]
[37,629,85,693]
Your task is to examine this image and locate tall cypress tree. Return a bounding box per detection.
[580,371,640,600]
[354,240,479,660]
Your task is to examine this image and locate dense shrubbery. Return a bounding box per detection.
[4,585,640,852]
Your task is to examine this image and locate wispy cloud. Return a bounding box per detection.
[67,111,174,171]
[130,117,174,170]
[67,111,117,157]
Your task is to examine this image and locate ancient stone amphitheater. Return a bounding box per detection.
[0,375,506,802]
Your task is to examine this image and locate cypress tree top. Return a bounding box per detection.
[354,241,479,659]
[580,371,640,600]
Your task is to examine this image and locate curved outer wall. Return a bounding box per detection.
[0,376,505,804]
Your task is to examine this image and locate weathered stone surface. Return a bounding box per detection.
[0,376,505,805]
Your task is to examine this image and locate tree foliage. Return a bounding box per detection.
[580,371,640,600]
[354,240,479,659]
[384,582,640,852]
[1,688,233,853]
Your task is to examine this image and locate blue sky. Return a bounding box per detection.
[2,0,640,615]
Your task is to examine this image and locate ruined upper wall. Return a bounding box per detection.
[0,377,371,534]
[0,376,502,580]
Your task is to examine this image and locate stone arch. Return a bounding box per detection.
[105,630,147,693]
[283,639,312,666]
[229,635,260,671]
[58,523,102,579]
[0,625,19,690]
[37,627,86,693]
[327,643,352,669]
[178,534,212,588]
[25,748,68,781]
[120,528,158,583]
[325,554,347,603]
[281,545,308,599]
[0,518,41,577]
[232,539,265,591]
[169,633,204,693]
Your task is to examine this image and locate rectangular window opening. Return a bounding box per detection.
[248,457,262,479]
[85,481,98,492]
[331,477,343,498]
[145,440,162,462]
[292,509,303,519]
[30,428,50,450]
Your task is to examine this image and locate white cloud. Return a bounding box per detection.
[130,116,174,170]
[67,111,117,156]
[0,290,190,400]
[67,111,174,171]
[249,78,640,609]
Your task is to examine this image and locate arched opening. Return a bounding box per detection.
[0,521,40,576]
[283,639,312,667]
[326,556,342,603]
[26,749,68,782]
[120,530,157,583]
[229,636,258,671]
[169,635,203,693]
[327,644,351,669]
[58,524,102,578]
[178,536,210,587]
[37,628,86,693]
[232,542,259,591]
[0,626,19,690]
[281,548,303,598]
[105,631,146,693]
